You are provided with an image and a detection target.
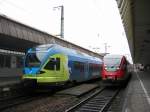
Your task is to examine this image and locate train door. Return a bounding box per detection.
[72,61,84,82]
[42,54,69,82]
[85,62,89,80]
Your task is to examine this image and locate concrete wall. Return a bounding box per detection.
[116,0,134,60]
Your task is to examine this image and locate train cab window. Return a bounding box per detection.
[44,58,60,71]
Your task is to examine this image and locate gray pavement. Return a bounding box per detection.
[122,70,150,112]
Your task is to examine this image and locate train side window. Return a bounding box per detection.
[89,63,101,72]
[100,65,102,71]
[94,64,100,72]
[44,58,55,70]
[74,61,84,72]
[89,63,93,72]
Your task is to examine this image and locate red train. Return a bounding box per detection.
[101,55,131,86]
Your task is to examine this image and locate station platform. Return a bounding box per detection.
[0,76,22,95]
[57,84,99,97]
[122,70,150,112]
[0,68,22,86]
[0,68,24,98]
[0,76,21,87]
[0,75,35,100]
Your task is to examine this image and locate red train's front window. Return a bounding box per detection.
[103,58,121,72]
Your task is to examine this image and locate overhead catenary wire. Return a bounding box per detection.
[0,0,32,15]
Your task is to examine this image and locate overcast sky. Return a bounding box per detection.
[0,0,132,62]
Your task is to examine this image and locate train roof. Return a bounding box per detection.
[33,44,102,62]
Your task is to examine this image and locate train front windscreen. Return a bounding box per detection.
[25,52,46,68]
[103,58,121,71]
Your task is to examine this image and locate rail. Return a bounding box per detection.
[65,87,120,112]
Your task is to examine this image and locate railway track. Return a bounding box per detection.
[0,88,57,111]
[0,83,96,111]
[65,87,120,112]
[0,93,40,111]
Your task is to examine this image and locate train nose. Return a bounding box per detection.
[24,67,39,74]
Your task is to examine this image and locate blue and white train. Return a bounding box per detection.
[23,44,102,85]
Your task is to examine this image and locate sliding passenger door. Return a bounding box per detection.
[85,61,89,79]
[42,54,69,82]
